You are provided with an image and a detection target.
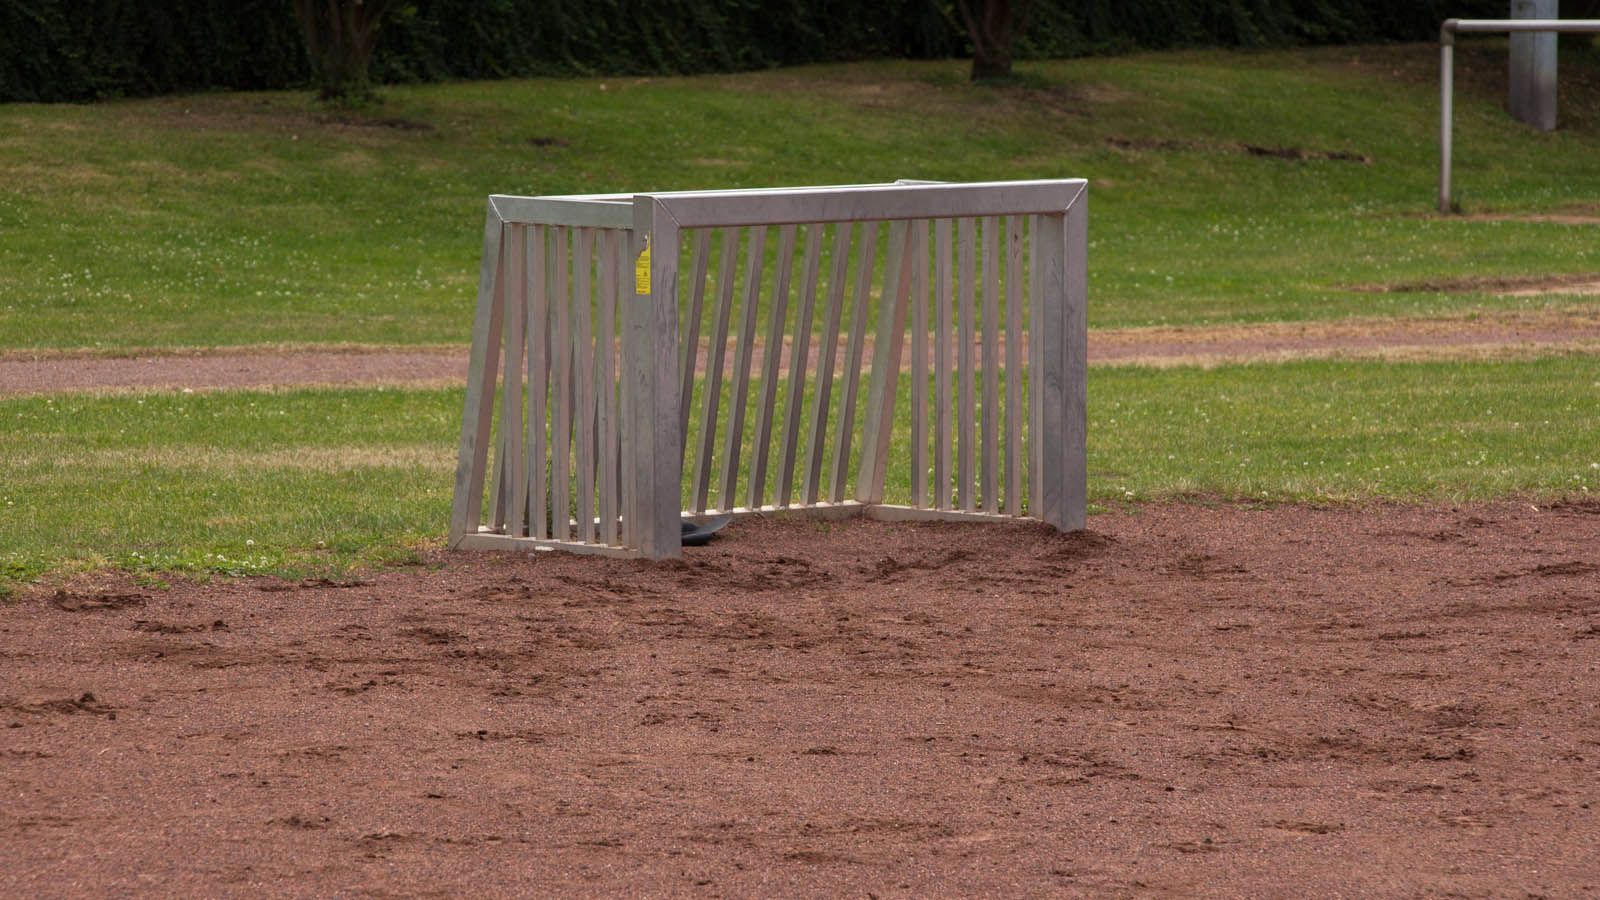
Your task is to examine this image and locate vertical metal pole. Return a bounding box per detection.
[1061,192,1088,531]
[1035,189,1089,532]
[630,198,683,559]
[1440,35,1454,215]
[1036,211,1067,530]
[450,204,507,544]
[1509,0,1559,132]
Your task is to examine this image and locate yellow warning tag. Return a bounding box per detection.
[634,238,651,295]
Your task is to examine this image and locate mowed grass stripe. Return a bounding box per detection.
[1085,358,1600,503]
[2,356,1597,583]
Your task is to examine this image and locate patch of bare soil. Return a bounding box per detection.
[1356,272,1600,295]
[1107,136,1371,164]
[1454,204,1600,226]
[1467,213,1600,226]
[3,503,1598,895]
[133,98,442,143]
[1501,280,1600,297]
[1092,304,1600,367]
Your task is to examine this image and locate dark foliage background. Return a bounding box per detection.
[1,0,1511,103]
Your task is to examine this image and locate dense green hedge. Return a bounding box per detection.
[0,0,306,101]
[1,0,1506,103]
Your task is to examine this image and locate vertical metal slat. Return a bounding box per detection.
[777,224,823,508]
[527,225,549,539]
[599,229,621,545]
[933,218,953,510]
[748,224,796,510]
[550,227,572,542]
[857,220,914,504]
[1004,216,1024,515]
[574,229,597,542]
[1028,215,1042,516]
[693,228,739,514]
[720,226,767,510]
[957,217,976,513]
[804,223,852,506]
[910,220,929,509]
[828,222,877,502]
[503,224,528,537]
[981,215,1000,515]
[677,230,711,457]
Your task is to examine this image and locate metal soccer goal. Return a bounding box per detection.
[450,180,1087,559]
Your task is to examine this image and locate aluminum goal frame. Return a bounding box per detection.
[450,180,1087,559]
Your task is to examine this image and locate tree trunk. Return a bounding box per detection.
[956,0,1034,82]
[971,50,1014,80]
[291,0,400,103]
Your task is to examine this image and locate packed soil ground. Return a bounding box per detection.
[4,502,1598,896]
[4,303,1599,396]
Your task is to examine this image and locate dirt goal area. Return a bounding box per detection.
[3,501,1597,895]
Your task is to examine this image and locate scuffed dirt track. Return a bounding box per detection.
[4,304,1600,396]
[2,503,1599,897]
[0,345,466,397]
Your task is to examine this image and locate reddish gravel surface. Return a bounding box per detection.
[4,503,1599,896]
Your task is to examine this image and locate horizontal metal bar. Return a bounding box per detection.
[1442,19,1600,43]
[456,530,640,558]
[644,180,1088,228]
[497,183,937,229]
[679,501,1030,526]
[535,182,921,204]
[496,180,983,228]
[864,504,1028,525]
[693,500,868,521]
[490,196,634,230]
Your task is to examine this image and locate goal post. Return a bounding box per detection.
[1438,17,1600,213]
[450,180,1088,559]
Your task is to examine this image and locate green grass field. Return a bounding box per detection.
[2,41,1598,588]
[3,44,1599,349]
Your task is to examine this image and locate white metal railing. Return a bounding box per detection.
[1439,18,1600,213]
[450,180,1088,559]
